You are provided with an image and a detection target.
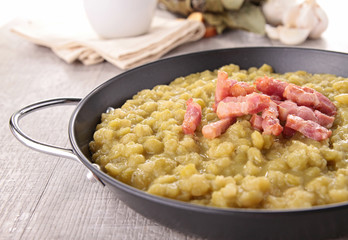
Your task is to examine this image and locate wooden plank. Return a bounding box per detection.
[19,159,198,239]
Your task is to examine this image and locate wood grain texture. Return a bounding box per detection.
[1,6,347,240]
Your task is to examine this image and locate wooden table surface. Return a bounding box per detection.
[1,2,348,240]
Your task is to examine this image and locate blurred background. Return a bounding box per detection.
[0,0,85,27]
[0,0,347,44]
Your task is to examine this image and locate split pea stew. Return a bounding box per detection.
[90,64,348,209]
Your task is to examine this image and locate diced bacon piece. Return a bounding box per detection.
[216,93,271,119]
[285,115,332,141]
[296,106,317,122]
[250,101,283,136]
[202,118,235,139]
[278,100,317,122]
[262,117,283,136]
[261,101,283,136]
[278,100,334,128]
[283,84,336,116]
[215,71,237,103]
[255,76,288,98]
[283,84,319,108]
[316,92,337,116]
[261,100,279,119]
[214,71,256,111]
[229,82,255,97]
[278,100,296,121]
[314,110,335,128]
[250,114,263,131]
[303,87,337,116]
[294,106,318,123]
[213,71,237,112]
[182,98,202,134]
[241,93,271,114]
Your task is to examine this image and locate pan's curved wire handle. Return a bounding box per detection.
[9,98,81,161]
[9,98,104,185]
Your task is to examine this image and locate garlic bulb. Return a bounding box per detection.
[278,27,311,45]
[283,1,318,30]
[265,24,279,40]
[262,0,297,26]
[309,3,328,39]
[264,0,328,45]
[265,25,310,45]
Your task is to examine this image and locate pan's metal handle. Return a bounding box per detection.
[9,98,81,161]
[9,98,103,185]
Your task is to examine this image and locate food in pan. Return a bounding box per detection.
[89,63,348,209]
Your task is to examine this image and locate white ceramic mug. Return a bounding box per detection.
[83,0,158,39]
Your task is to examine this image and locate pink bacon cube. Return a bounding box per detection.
[216,93,271,119]
[285,115,332,141]
[182,98,202,135]
[202,118,235,139]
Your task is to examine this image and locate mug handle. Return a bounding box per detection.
[9,98,103,184]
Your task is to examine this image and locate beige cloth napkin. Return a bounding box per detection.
[11,16,205,69]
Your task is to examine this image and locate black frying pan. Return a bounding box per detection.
[10,47,348,240]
